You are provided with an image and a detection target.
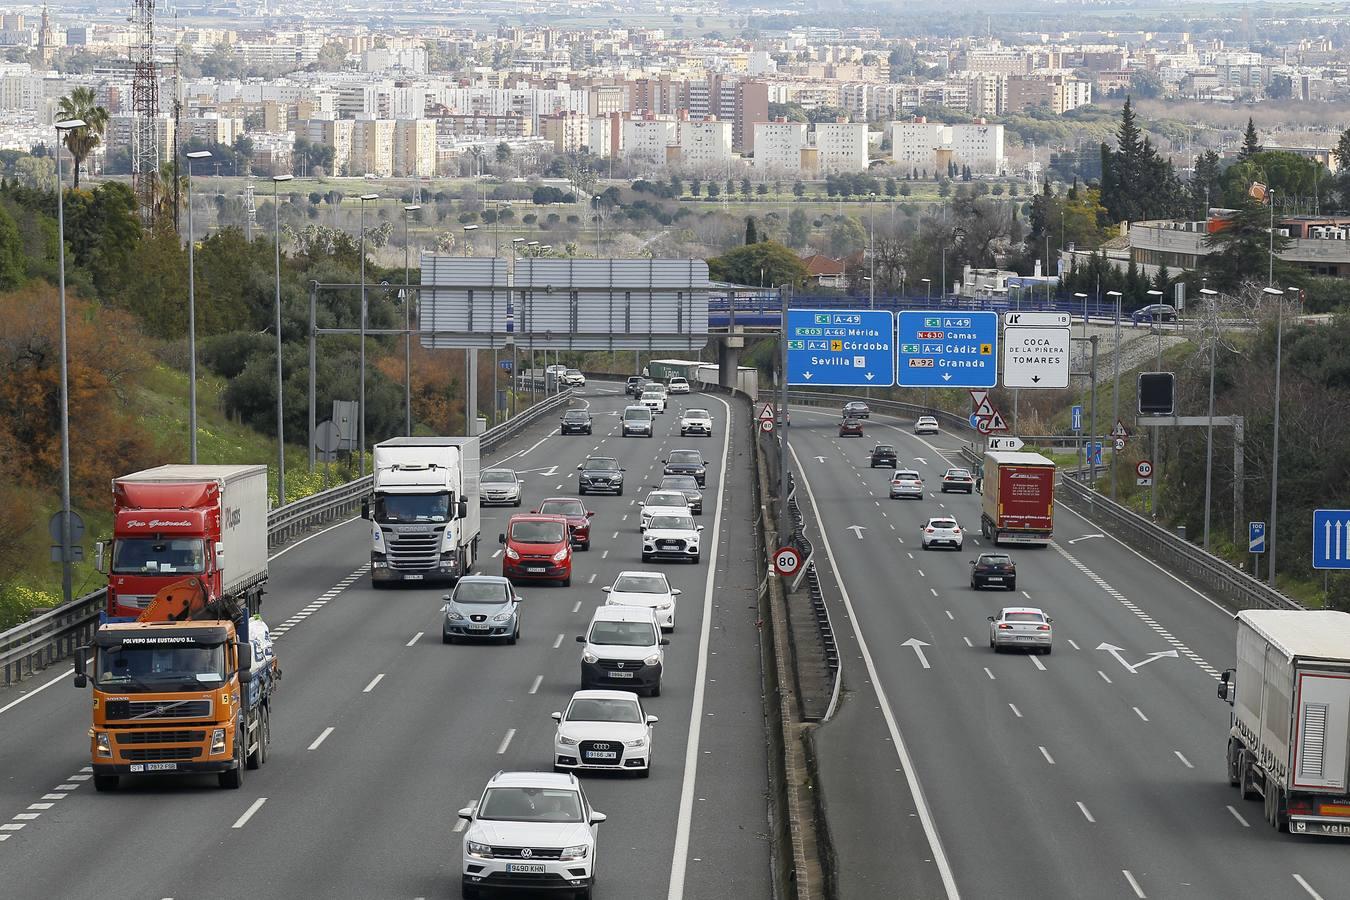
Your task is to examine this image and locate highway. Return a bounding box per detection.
[787,404,1346,900]
[0,384,771,900]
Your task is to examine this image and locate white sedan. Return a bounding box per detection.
[603,570,681,630]
[552,690,657,777]
[921,516,964,550]
[640,391,667,414]
[989,607,1053,654]
[915,416,940,435]
[640,490,691,530]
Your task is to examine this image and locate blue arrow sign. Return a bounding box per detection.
[786,309,895,387]
[1249,521,1266,554]
[1090,441,1103,466]
[1071,405,1083,432]
[1313,510,1350,569]
[500,360,514,372]
[896,311,998,388]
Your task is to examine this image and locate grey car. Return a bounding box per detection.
[658,474,703,515]
[578,456,625,495]
[442,575,521,644]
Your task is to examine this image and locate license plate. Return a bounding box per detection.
[468,624,490,631]
[527,567,546,573]
[585,750,618,760]
[404,574,423,581]
[507,863,546,874]
[1016,635,1032,640]
[131,762,178,772]
[608,671,635,678]
[660,542,678,548]
[986,577,1003,582]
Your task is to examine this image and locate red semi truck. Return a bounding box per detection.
[979,451,1056,545]
[102,465,269,619]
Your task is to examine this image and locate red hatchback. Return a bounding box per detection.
[533,497,594,550]
[500,514,573,587]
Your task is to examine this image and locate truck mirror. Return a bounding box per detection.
[94,541,106,574]
[215,541,225,561]
[236,640,252,677]
[73,647,88,688]
[1218,668,1236,705]
[458,499,468,519]
[498,533,506,544]
[361,499,370,520]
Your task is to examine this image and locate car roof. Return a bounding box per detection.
[928,517,958,524]
[590,604,660,623]
[483,467,517,475]
[894,469,920,477]
[998,606,1045,616]
[488,770,579,790]
[456,574,512,585]
[684,408,710,414]
[563,408,589,416]
[584,456,619,465]
[539,497,585,507]
[509,513,570,524]
[569,689,643,703]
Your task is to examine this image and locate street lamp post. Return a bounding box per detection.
[403,204,421,436]
[463,223,479,257]
[271,173,293,506]
[54,118,86,604]
[1073,292,1088,340]
[358,192,379,476]
[1263,286,1285,586]
[922,277,931,301]
[1144,288,1164,516]
[1106,290,1122,501]
[1199,287,1219,551]
[185,149,212,464]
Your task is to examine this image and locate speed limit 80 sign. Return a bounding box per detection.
[773,546,802,577]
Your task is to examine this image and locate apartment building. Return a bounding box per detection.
[393,118,436,176]
[539,109,589,153]
[351,118,395,177]
[889,119,1005,174]
[676,117,733,171]
[298,118,354,174]
[813,121,869,173]
[1005,74,1091,114]
[621,116,678,165]
[753,120,809,174]
[891,120,949,173]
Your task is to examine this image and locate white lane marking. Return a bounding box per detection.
[945,610,954,620]
[0,663,80,716]
[930,588,938,597]
[453,814,470,834]
[917,569,925,577]
[1123,870,1146,899]
[232,798,268,829]
[1133,707,1149,722]
[1174,751,1195,769]
[26,803,53,810]
[963,637,972,648]
[406,632,423,647]
[495,434,552,466]
[56,785,78,791]
[308,727,335,751]
[1076,801,1096,823]
[588,573,596,584]
[571,601,582,613]
[0,824,25,831]
[1098,670,1113,684]
[1293,875,1325,900]
[1226,805,1250,827]
[528,675,542,695]
[553,633,565,649]
[667,393,735,900]
[497,728,516,755]
[67,775,90,781]
[1009,703,1022,718]
[602,550,609,559]
[611,531,620,539]
[1039,746,1055,765]
[1068,639,1080,650]
[1029,654,1046,671]
[13,813,39,820]
[362,674,385,694]
[1021,590,1031,599]
[41,794,67,801]
[493,549,503,558]
[983,667,995,680]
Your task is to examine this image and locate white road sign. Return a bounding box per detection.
[1003,326,1071,389]
[1004,312,1071,327]
[987,436,1025,451]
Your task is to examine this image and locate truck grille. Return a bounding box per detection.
[105,699,212,720]
[386,530,441,571]
[116,730,206,744]
[579,741,622,765]
[489,847,563,860]
[123,746,202,761]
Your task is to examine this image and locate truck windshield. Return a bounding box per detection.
[96,643,227,691]
[374,493,450,523]
[112,538,205,575]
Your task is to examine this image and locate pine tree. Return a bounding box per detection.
[1335,127,1350,172]
[1240,118,1262,161]
[1152,262,1171,295]
[745,216,759,244]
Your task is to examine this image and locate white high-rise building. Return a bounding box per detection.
[949,122,1004,173]
[621,117,678,165]
[889,120,1005,175]
[677,118,733,172]
[753,120,808,173]
[812,121,869,173]
[890,121,949,173]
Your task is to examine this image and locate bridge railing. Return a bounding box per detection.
[0,389,576,687]
[710,293,1127,321]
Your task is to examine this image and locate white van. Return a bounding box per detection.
[576,605,668,697]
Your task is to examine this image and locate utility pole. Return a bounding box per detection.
[1107,290,1122,501]
[777,283,791,544]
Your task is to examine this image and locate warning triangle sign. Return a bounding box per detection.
[969,390,989,410]
[986,411,1009,433]
[759,402,775,421]
[975,397,996,419]
[1111,419,1128,437]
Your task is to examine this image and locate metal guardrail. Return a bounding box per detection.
[0,389,577,687]
[786,389,971,433]
[785,472,841,724]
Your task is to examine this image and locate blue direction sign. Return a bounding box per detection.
[1071,405,1083,432]
[500,359,514,372]
[786,309,895,387]
[1249,522,1266,554]
[896,311,998,388]
[1313,509,1350,569]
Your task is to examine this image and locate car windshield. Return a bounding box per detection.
[1005,612,1046,623]
[612,573,669,594]
[112,538,206,575]
[646,493,688,507]
[623,409,650,421]
[919,417,936,423]
[478,787,583,823]
[929,519,958,529]
[685,409,710,418]
[373,493,449,523]
[589,621,658,646]
[585,458,620,471]
[539,499,585,517]
[96,642,226,690]
[566,369,581,377]
[947,470,971,478]
[649,515,695,531]
[510,521,567,543]
[980,555,1012,565]
[566,698,643,723]
[875,445,894,453]
[564,411,589,421]
[642,392,662,400]
[453,581,511,604]
[482,470,516,484]
[661,476,699,491]
[668,451,701,464]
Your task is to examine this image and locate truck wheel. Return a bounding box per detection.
[1239,754,1260,802]
[259,705,271,764]
[93,774,118,792]
[219,731,245,789]
[1226,740,1242,787]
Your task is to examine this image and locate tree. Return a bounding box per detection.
[1099,97,1184,224]
[1335,127,1350,174]
[1203,200,1297,292]
[1240,118,1263,161]
[756,183,769,196]
[740,177,752,198]
[884,177,897,198]
[707,181,720,199]
[706,240,809,288]
[55,87,109,189]
[792,181,805,198]
[315,42,348,72]
[1152,262,1171,295]
[787,207,810,247]
[745,216,759,245]
[827,216,867,257]
[495,142,512,164]
[669,175,683,196]
[691,178,702,197]
[1190,150,1223,217]
[0,203,23,290]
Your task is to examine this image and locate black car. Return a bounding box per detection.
[577,456,625,495]
[559,408,593,435]
[625,376,650,398]
[970,553,1016,591]
[659,474,703,515]
[869,444,897,468]
[839,417,864,437]
[663,449,707,486]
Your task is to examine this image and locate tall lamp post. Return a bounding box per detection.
[1262,286,1285,586]
[55,118,86,605]
[1073,292,1088,339]
[271,173,293,506]
[357,192,379,476]
[403,204,421,436]
[1106,290,1122,501]
[1199,287,1219,551]
[184,149,212,464]
[921,277,931,301]
[463,223,479,257]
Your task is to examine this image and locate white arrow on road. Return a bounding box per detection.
[814,456,827,463]
[540,465,558,477]
[846,525,867,540]
[913,457,927,465]
[901,638,931,669]
[1097,643,1180,674]
[1067,534,1104,544]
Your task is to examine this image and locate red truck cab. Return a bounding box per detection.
[533,498,594,550]
[500,514,573,587]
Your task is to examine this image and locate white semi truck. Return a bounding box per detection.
[364,437,481,586]
[1218,609,1350,835]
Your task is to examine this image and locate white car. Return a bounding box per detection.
[480,468,523,507]
[648,382,668,397]
[564,369,586,387]
[639,490,691,530]
[915,416,940,435]
[667,376,691,394]
[679,408,713,437]
[640,391,667,414]
[989,607,1053,654]
[552,690,658,777]
[889,470,924,500]
[459,770,605,899]
[603,570,681,630]
[921,516,964,550]
[642,512,703,564]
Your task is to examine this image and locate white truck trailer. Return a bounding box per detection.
[1218,609,1350,835]
[364,437,481,586]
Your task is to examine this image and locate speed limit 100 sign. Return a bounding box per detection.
[773,546,802,577]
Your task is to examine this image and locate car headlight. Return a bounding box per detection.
[551,547,569,562]
[466,841,494,859]
[624,737,647,747]
[558,734,578,746]
[446,608,466,621]
[583,650,598,663]
[505,547,520,560]
[643,653,662,666]
[560,844,589,861]
[491,611,513,623]
[210,727,226,754]
[95,732,112,757]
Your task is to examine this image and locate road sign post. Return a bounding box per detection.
[786,309,895,386]
[897,311,998,388]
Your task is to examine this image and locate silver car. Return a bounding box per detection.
[442,576,521,644]
[989,607,1053,654]
[890,470,924,500]
[480,468,522,507]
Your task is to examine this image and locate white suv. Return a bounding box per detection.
[459,770,605,899]
[603,570,681,630]
[642,513,703,565]
[577,604,668,696]
[921,516,964,550]
[679,407,713,437]
[667,376,691,394]
[640,391,667,414]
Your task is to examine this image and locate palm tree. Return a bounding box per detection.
[56,87,109,189]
